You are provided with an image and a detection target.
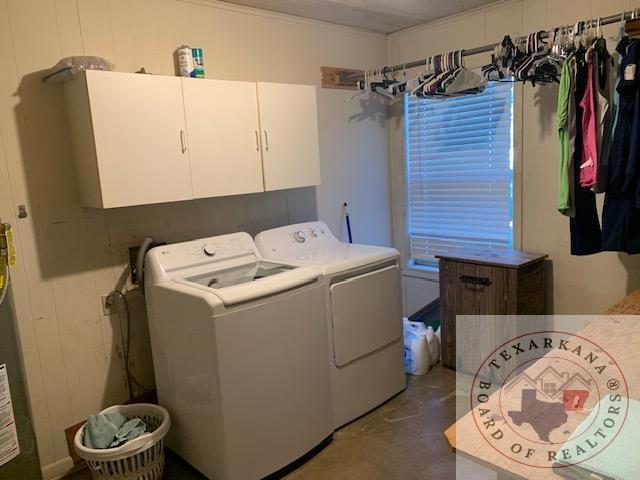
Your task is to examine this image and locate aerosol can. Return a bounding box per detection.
[191,48,205,78]
[177,45,194,77]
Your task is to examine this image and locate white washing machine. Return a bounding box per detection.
[255,222,405,428]
[144,232,333,480]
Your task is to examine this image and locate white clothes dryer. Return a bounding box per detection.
[255,222,405,428]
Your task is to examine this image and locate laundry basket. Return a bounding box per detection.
[74,403,171,480]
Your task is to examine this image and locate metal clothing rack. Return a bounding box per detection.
[369,10,638,77]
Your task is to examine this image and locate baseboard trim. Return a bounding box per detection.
[42,455,75,480]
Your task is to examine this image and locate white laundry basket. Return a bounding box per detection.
[74,403,171,480]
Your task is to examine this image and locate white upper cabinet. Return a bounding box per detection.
[182,78,264,198]
[257,83,321,191]
[65,72,321,208]
[65,70,193,208]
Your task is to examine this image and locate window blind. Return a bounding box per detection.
[405,82,515,265]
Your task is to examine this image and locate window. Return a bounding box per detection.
[405,82,515,267]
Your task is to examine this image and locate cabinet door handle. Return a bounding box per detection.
[180,130,187,153]
[264,130,270,151]
[459,275,492,287]
[254,130,261,151]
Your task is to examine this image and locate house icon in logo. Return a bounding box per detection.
[504,366,592,403]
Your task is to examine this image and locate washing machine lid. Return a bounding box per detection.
[146,232,321,306]
[177,261,320,306]
[185,261,296,289]
[255,222,399,275]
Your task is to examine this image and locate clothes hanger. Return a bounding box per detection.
[482,43,502,80]
[523,31,559,85]
[572,21,582,49]
[408,59,427,95]
[416,54,440,95]
[580,20,591,48]
[550,27,569,60]
[420,56,438,95]
[513,33,536,81]
[433,50,474,95]
[435,52,457,94]
[349,69,371,101]
[626,9,640,37]
[428,53,453,94]
[369,68,399,100]
[616,11,627,40]
[484,34,518,80]
[410,57,434,96]
[389,65,409,95]
[423,54,447,95]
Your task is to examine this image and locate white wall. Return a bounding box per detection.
[6,0,640,475]
[0,0,390,476]
[388,0,640,317]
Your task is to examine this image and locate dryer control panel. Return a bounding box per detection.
[290,224,329,244]
[255,221,341,257]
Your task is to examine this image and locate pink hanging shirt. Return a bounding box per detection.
[579,50,599,188]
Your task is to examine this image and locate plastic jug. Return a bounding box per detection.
[425,326,439,366]
[403,318,432,375]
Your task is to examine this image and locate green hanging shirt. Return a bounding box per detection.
[557,55,576,217]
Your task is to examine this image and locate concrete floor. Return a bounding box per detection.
[65,366,482,480]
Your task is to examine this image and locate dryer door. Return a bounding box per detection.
[330,265,402,367]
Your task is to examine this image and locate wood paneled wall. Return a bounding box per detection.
[0,1,389,476]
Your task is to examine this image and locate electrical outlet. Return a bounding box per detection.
[101,294,119,316]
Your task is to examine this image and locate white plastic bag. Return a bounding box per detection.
[44,56,114,83]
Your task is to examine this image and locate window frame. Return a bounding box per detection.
[399,82,523,273]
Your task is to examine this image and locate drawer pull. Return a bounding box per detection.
[459,275,492,287]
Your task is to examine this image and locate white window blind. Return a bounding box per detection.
[405,82,515,266]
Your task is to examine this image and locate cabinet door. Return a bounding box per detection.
[182,78,264,198]
[257,82,321,191]
[474,265,517,383]
[86,70,192,208]
[440,260,478,369]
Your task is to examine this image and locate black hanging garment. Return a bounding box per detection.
[571,49,603,255]
[602,38,640,254]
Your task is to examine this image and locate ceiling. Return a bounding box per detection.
[218,0,499,34]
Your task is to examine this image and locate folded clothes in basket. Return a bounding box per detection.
[83,412,148,449]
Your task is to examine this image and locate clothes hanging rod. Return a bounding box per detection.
[372,9,638,77]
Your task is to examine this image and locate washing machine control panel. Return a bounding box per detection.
[203,244,217,256]
[154,233,257,271]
